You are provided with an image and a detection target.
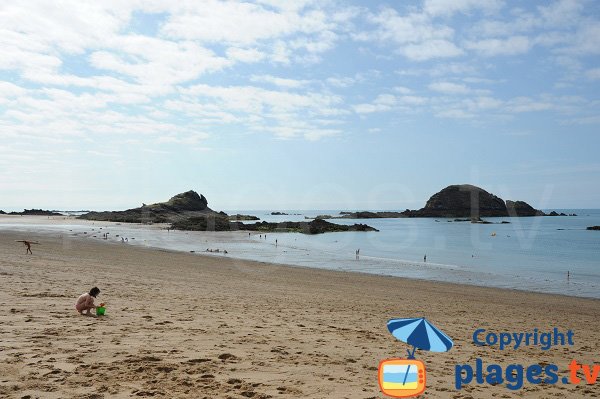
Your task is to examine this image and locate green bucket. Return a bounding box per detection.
[96,306,106,316]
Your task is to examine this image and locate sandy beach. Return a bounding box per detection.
[1,229,599,399]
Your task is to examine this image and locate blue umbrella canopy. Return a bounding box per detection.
[387,317,453,356]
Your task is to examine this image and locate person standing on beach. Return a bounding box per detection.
[16,240,34,254]
[75,287,100,316]
[275,239,278,247]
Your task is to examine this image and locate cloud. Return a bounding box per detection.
[175,83,347,139]
[360,7,464,61]
[353,94,398,114]
[424,0,503,17]
[505,96,555,113]
[250,74,311,88]
[326,76,355,88]
[538,0,585,28]
[0,0,599,151]
[435,108,473,118]
[586,68,600,80]
[226,47,266,63]
[90,37,231,85]
[428,81,487,95]
[561,20,600,56]
[465,35,531,56]
[401,39,464,60]
[0,82,27,98]
[159,0,340,55]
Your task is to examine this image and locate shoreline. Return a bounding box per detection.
[6,227,600,303]
[0,215,597,300]
[1,229,599,398]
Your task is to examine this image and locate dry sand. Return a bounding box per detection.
[0,230,599,398]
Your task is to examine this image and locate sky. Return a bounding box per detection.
[1,0,599,211]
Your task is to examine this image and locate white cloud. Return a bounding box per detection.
[175,83,347,139]
[250,74,310,88]
[538,0,584,28]
[401,39,464,61]
[155,132,210,145]
[398,95,428,105]
[562,20,600,56]
[353,94,398,114]
[466,35,531,56]
[90,37,230,85]
[159,0,338,50]
[0,82,26,98]
[226,47,266,63]
[424,0,503,17]
[393,86,412,94]
[429,82,471,94]
[505,97,554,113]
[361,7,464,61]
[436,109,473,118]
[326,76,355,88]
[586,68,600,80]
[160,2,295,44]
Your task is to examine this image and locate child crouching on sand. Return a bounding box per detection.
[75,287,100,315]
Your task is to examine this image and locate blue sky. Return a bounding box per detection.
[1,0,599,211]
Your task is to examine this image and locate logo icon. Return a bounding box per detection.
[378,317,453,398]
[378,358,426,398]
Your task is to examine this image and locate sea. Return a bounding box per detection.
[1,210,599,299]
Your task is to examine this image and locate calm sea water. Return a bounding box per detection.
[2,210,599,298]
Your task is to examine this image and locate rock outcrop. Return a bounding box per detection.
[408,185,508,218]
[228,214,260,221]
[79,190,219,223]
[7,209,63,216]
[400,184,553,218]
[171,216,378,234]
[337,185,549,219]
[587,226,600,231]
[337,211,406,219]
[505,200,545,217]
[80,191,378,234]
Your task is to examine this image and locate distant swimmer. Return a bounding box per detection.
[275,239,278,247]
[424,254,427,263]
[224,250,228,254]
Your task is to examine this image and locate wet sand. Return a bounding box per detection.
[0,230,599,398]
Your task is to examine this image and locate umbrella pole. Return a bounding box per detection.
[402,364,411,385]
[402,346,417,386]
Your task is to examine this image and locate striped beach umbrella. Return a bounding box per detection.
[387,317,453,358]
